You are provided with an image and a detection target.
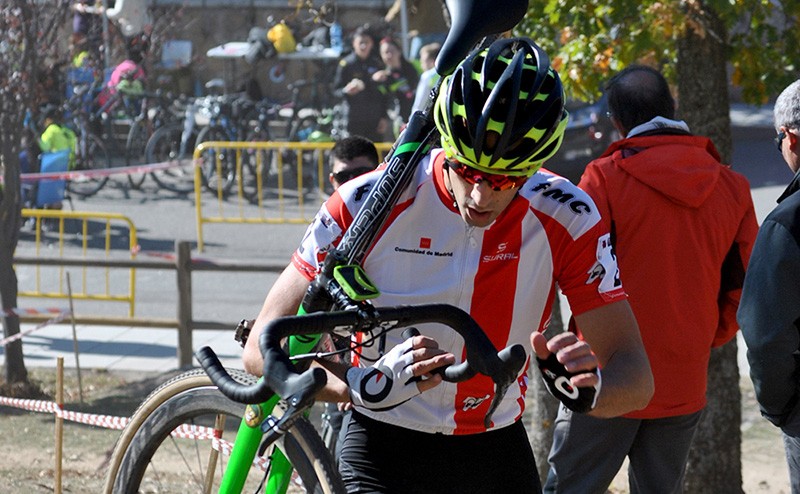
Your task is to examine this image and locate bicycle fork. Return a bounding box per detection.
[219,331,323,494]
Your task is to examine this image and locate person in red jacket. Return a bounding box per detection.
[544,65,759,493]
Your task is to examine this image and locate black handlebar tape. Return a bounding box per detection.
[261,305,527,406]
[402,320,526,384]
[196,346,276,404]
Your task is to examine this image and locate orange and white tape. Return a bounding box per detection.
[18,158,199,183]
[0,309,71,346]
[0,395,270,470]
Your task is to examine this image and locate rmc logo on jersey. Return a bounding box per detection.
[530,181,592,215]
[482,242,519,263]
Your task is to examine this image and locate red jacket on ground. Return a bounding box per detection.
[577,133,758,419]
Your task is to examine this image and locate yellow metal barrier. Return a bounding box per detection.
[17,209,139,317]
[194,140,393,252]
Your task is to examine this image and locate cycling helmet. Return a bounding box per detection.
[434,37,569,176]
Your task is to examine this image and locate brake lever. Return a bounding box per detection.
[258,401,314,456]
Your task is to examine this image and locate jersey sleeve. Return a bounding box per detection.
[557,220,626,315]
[291,186,358,280]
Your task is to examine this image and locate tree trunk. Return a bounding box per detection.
[529,293,564,482]
[0,0,38,385]
[676,2,743,492]
[0,128,26,385]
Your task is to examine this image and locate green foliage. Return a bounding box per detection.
[517,0,800,104]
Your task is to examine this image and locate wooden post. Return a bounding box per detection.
[66,273,84,403]
[176,240,193,368]
[55,357,64,494]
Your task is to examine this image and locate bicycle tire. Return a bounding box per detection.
[144,123,197,194]
[196,125,236,196]
[66,131,111,197]
[106,369,344,494]
[125,118,150,189]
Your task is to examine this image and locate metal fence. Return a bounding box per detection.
[17,209,139,317]
[193,140,393,251]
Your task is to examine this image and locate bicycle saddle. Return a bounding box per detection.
[435,0,530,76]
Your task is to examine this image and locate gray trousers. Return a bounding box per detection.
[783,432,800,493]
[544,404,703,494]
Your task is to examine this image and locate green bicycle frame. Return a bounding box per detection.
[218,329,320,494]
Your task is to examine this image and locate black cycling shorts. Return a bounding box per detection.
[339,410,542,493]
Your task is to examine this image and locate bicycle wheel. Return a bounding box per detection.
[125,118,150,189]
[106,369,344,494]
[145,123,197,194]
[196,125,236,196]
[66,131,111,197]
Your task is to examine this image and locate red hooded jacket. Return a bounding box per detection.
[578,133,758,418]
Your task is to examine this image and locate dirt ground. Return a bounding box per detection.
[0,367,791,493]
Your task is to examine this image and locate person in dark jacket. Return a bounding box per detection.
[739,78,800,493]
[372,36,419,125]
[332,26,387,142]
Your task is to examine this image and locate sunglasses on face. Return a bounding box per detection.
[332,166,374,184]
[446,158,528,191]
[775,130,786,153]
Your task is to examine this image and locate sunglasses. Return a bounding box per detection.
[332,167,374,184]
[446,158,528,191]
[775,130,786,153]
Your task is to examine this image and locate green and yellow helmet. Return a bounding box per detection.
[434,37,569,176]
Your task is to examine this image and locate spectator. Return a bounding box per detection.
[71,0,102,53]
[411,42,441,114]
[19,105,76,210]
[329,134,380,190]
[333,26,387,143]
[385,0,448,61]
[243,37,653,493]
[372,36,419,126]
[97,40,146,113]
[738,79,800,492]
[544,64,758,493]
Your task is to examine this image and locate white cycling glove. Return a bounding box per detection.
[346,338,421,411]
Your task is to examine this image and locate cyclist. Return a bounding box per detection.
[332,25,387,143]
[243,37,654,493]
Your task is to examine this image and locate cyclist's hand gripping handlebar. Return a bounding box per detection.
[198,304,526,428]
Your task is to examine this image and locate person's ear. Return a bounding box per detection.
[610,116,627,138]
[787,128,799,151]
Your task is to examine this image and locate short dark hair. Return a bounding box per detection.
[605,65,675,133]
[330,135,380,171]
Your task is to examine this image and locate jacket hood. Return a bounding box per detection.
[599,134,724,208]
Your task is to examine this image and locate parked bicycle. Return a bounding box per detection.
[124,89,193,190]
[137,95,203,194]
[61,83,114,197]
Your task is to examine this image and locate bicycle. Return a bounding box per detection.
[103,2,529,492]
[138,96,202,194]
[239,79,343,205]
[125,89,192,190]
[195,93,282,197]
[61,83,114,198]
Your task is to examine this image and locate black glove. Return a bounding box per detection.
[536,353,601,413]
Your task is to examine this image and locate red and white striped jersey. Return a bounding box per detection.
[292,149,625,434]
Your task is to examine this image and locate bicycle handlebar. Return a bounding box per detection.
[197,304,526,421]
